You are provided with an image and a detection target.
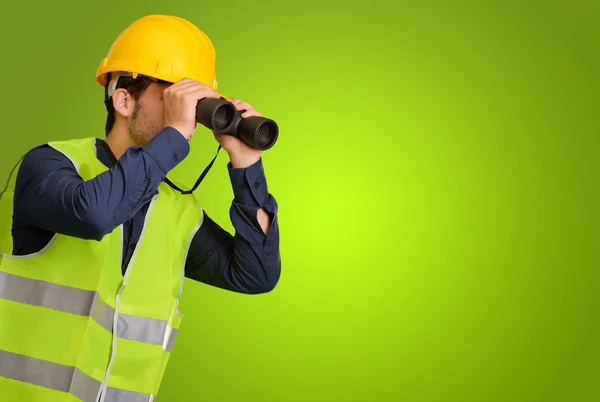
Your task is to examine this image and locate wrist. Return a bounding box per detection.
[228,151,261,169]
[166,125,191,141]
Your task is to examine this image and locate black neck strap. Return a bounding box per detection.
[164,145,222,195]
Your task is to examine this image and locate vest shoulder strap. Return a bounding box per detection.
[48,137,107,181]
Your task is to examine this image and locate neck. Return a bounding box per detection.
[105,125,136,161]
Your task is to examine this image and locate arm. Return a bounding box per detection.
[13,128,189,241]
[184,157,281,294]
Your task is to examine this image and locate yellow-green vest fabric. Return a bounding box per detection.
[0,137,204,401]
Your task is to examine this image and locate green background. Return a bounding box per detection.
[1,1,599,401]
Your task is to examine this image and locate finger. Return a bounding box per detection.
[163,81,190,96]
[241,110,263,118]
[169,79,210,93]
[233,101,254,111]
[167,82,217,98]
[177,77,198,85]
[172,79,211,93]
[168,77,194,89]
[179,83,213,94]
[187,87,220,101]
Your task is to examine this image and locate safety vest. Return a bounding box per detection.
[0,137,204,401]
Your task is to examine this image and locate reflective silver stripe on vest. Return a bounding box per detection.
[0,349,153,401]
[0,271,178,351]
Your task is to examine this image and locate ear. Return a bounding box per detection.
[111,88,135,118]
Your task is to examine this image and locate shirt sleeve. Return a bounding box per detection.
[184,157,281,294]
[13,127,190,241]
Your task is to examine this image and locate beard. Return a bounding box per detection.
[128,102,162,146]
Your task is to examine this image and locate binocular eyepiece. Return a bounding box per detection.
[195,98,279,151]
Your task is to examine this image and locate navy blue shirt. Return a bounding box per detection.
[11,127,280,294]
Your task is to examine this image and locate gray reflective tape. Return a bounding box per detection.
[0,349,153,401]
[90,291,168,346]
[91,294,116,332]
[71,368,103,402]
[0,348,79,393]
[104,385,153,402]
[117,313,167,346]
[0,271,172,348]
[0,271,95,316]
[165,328,178,353]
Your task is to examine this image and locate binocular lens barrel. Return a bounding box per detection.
[196,98,235,132]
[195,98,279,151]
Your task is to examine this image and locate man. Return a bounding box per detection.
[0,14,280,401]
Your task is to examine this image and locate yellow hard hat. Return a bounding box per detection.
[95,14,219,92]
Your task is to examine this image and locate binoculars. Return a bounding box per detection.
[195,97,279,151]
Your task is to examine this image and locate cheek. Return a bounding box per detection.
[152,104,165,125]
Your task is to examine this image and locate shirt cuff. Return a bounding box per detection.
[228,157,270,207]
[143,127,190,173]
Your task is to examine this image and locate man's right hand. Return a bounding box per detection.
[163,78,221,141]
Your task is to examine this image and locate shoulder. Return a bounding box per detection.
[20,137,99,170]
[23,141,76,161]
[20,143,76,172]
[15,143,79,188]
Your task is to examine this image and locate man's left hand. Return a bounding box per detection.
[214,98,263,168]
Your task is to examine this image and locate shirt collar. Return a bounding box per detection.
[95,138,119,168]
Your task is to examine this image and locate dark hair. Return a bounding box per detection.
[104,74,156,135]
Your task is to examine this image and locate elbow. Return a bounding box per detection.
[254,242,282,294]
[247,261,281,295]
[254,276,280,294]
[248,281,278,295]
[71,185,115,241]
[78,210,114,241]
